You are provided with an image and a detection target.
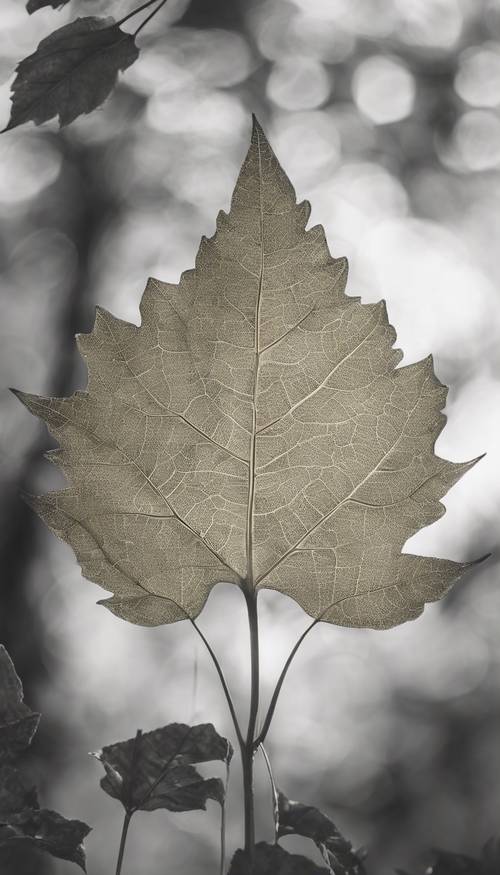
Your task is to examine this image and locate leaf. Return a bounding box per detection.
[26,0,71,13]
[277,791,366,875]
[228,841,329,874]
[411,841,500,875]
[4,17,139,132]
[0,765,38,816]
[0,646,40,761]
[94,723,232,813]
[0,808,91,871]
[0,647,91,871]
[14,117,483,629]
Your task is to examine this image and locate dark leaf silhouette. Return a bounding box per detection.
[15,118,484,630]
[0,646,39,761]
[4,17,139,132]
[401,840,500,875]
[0,809,91,871]
[228,841,329,874]
[278,791,366,875]
[26,0,71,13]
[0,646,91,871]
[94,722,232,813]
[0,764,38,816]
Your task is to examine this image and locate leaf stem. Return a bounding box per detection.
[254,617,318,750]
[242,587,260,861]
[220,755,230,875]
[259,743,279,843]
[114,811,132,875]
[117,0,169,36]
[134,0,170,36]
[116,0,159,27]
[190,618,244,750]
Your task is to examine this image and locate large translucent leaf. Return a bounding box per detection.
[15,118,482,628]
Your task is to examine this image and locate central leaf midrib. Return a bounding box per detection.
[245,126,265,587]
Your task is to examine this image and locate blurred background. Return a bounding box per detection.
[0,0,499,872]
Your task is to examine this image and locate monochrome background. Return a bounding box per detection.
[1,0,499,873]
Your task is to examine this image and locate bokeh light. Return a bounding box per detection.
[352,55,416,125]
[455,42,500,108]
[266,57,331,110]
[453,110,500,172]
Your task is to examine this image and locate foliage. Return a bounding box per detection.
[3,17,139,131]
[228,841,329,874]
[26,0,71,13]
[400,840,500,875]
[15,117,481,634]
[3,0,171,131]
[0,645,91,870]
[94,722,232,814]
[278,790,366,875]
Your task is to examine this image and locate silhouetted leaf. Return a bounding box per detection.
[0,647,91,871]
[0,765,38,816]
[228,841,329,874]
[4,17,139,132]
[0,808,91,871]
[26,0,71,13]
[0,646,39,760]
[94,723,232,813]
[278,791,366,875]
[16,117,483,628]
[422,841,500,875]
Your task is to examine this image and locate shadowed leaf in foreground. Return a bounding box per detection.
[26,0,71,13]
[399,840,500,875]
[0,645,39,760]
[278,790,365,875]
[0,647,91,871]
[228,841,329,874]
[0,809,91,871]
[15,117,484,628]
[4,17,139,131]
[94,722,232,813]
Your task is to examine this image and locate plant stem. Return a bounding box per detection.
[242,587,260,861]
[254,617,318,750]
[117,0,169,36]
[116,0,159,27]
[259,743,279,843]
[190,618,244,750]
[134,0,170,36]
[115,811,132,875]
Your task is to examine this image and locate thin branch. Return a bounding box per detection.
[134,0,170,36]
[114,729,142,875]
[114,811,132,875]
[220,752,231,875]
[190,618,245,750]
[116,0,159,27]
[242,588,260,860]
[254,617,319,750]
[259,743,279,843]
